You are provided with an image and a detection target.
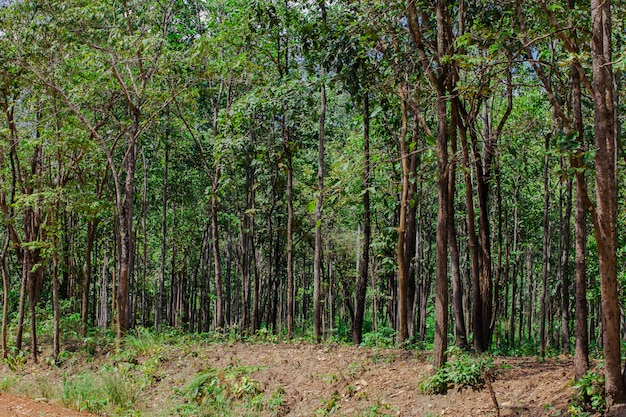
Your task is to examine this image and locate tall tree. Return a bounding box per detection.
[591,0,623,406]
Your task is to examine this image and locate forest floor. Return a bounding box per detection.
[0,339,579,416]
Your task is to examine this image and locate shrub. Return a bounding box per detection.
[569,370,605,416]
[419,347,494,394]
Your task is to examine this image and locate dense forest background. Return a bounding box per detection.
[1,0,626,406]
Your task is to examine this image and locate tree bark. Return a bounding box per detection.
[397,93,410,344]
[571,57,589,379]
[591,0,623,405]
[352,94,371,345]
[156,142,168,331]
[211,164,224,330]
[1,236,9,359]
[560,175,572,354]
[449,97,468,349]
[540,134,551,358]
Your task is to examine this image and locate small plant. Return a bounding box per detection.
[419,347,494,394]
[181,364,266,416]
[569,370,605,416]
[101,366,143,410]
[126,327,162,356]
[37,375,54,398]
[62,372,107,413]
[320,372,339,384]
[361,327,397,348]
[316,391,341,416]
[0,375,15,392]
[358,400,393,416]
[4,350,26,372]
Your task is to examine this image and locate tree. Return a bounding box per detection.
[591,0,623,406]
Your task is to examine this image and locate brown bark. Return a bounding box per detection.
[405,0,451,367]
[540,134,551,358]
[211,164,224,330]
[397,92,410,344]
[571,59,589,379]
[1,236,9,359]
[449,95,467,349]
[560,175,572,354]
[352,94,371,345]
[156,142,169,331]
[591,0,623,405]
[285,144,295,338]
[52,238,60,362]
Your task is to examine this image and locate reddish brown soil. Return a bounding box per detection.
[0,392,95,416]
[1,342,576,416]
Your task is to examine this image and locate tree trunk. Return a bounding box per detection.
[1,236,9,359]
[591,0,622,405]
[560,175,572,354]
[397,93,410,344]
[117,118,139,338]
[571,58,589,379]
[52,238,60,362]
[540,134,551,358]
[449,98,467,349]
[352,94,371,345]
[156,142,169,330]
[15,251,27,351]
[433,77,449,367]
[140,149,148,327]
[211,164,224,330]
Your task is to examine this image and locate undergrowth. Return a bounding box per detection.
[175,363,286,417]
[569,370,605,416]
[419,347,494,394]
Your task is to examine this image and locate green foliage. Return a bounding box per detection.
[125,327,163,356]
[101,367,143,410]
[4,349,27,372]
[0,376,15,392]
[177,363,270,416]
[316,391,341,416]
[361,327,397,348]
[419,348,494,394]
[569,371,606,416]
[62,372,108,414]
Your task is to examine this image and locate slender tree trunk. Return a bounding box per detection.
[117,119,139,338]
[15,252,26,351]
[211,164,224,330]
[433,78,449,367]
[540,134,551,358]
[449,99,467,349]
[458,116,483,351]
[571,58,589,379]
[226,226,233,327]
[397,93,410,344]
[1,236,9,359]
[560,175,572,354]
[312,1,327,343]
[591,0,623,405]
[27,250,38,362]
[156,142,169,331]
[82,219,97,335]
[352,94,371,345]
[52,238,60,362]
[141,149,148,327]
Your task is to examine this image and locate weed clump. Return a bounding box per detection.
[419,347,494,394]
[569,370,605,416]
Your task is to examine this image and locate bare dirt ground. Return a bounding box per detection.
[0,342,576,416]
[0,392,95,416]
